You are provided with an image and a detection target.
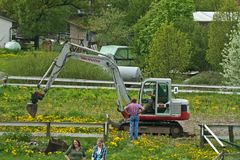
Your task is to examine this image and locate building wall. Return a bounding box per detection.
[0,18,12,48]
[69,23,88,46]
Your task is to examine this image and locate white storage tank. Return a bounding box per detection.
[5,40,21,51]
[118,66,142,82]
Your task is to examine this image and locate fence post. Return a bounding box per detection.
[46,122,51,137]
[199,124,204,148]
[228,126,234,143]
[103,121,109,141]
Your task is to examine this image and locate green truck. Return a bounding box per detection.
[99,45,134,66]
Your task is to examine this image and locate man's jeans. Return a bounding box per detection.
[129,115,139,140]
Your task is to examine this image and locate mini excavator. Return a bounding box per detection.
[26,42,189,137]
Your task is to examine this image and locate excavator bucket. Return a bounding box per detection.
[26,103,38,118]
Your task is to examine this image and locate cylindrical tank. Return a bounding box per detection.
[4,40,21,51]
[118,66,142,82]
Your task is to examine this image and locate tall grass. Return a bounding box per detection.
[0,51,111,80]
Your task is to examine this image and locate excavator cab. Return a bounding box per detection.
[139,78,172,115]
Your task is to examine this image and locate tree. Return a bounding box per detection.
[0,0,87,49]
[206,0,239,71]
[174,18,209,71]
[87,0,152,46]
[194,0,224,11]
[221,23,240,86]
[131,0,194,68]
[146,22,191,79]
[89,8,129,46]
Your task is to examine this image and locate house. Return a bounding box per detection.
[0,15,13,48]
[193,11,240,25]
[67,16,96,49]
[193,12,214,25]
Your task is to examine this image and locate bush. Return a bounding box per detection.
[0,51,112,80]
[183,71,223,85]
[2,132,32,142]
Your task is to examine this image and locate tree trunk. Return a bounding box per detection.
[34,35,39,50]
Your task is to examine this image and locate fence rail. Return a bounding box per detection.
[1,76,240,95]
[0,121,109,140]
[199,124,240,160]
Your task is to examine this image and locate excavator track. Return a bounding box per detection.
[118,120,184,137]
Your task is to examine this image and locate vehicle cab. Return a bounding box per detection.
[139,78,190,121]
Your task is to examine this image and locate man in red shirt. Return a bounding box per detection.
[124,98,144,140]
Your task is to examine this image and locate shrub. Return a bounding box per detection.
[0,51,112,80]
[183,71,223,85]
[2,132,32,142]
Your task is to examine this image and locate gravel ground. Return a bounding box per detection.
[179,114,240,137]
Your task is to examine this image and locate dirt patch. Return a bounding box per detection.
[179,114,240,136]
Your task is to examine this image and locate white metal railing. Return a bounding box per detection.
[0,121,109,140]
[199,124,240,159]
[1,76,240,95]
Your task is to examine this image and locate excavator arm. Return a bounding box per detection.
[27,42,131,118]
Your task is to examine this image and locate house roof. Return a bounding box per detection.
[193,12,214,22]
[193,11,240,22]
[0,15,14,22]
[67,16,90,30]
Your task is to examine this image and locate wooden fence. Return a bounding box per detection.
[0,121,109,141]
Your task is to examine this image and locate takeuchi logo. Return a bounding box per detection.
[80,55,101,63]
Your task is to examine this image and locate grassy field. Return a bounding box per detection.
[0,50,239,159]
[0,86,239,159]
[0,50,111,80]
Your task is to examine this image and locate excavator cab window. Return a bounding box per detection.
[140,81,156,114]
[157,83,168,104]
[156,83,170,114]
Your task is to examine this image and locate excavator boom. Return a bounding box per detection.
[27,42,130,117]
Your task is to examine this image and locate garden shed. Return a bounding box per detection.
[0,15,13,48]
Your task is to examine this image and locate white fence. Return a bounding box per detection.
[1,76,240,95]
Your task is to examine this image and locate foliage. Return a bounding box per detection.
[206,0,239,71]
[183,71,223,85]
[2,132,32,142]
[174,18,209,71]
[131,0,195,69]
[221,22,240,86]
[146,22,191,79]
[194,0,224,11]
[0,51,111,80]
[105,0,152,26]
[125,0,152,26]
[89,8,129,46]
[0,0,87,48]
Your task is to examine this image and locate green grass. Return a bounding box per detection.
[0,86,239,160]
[0,86,239,120]
[0,51,239,160]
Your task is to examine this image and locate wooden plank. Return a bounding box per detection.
[51,122,104,128]
[0,132,103,138]
[0,122,105,128]
[206,124,240,127]
[228,126,234,143]
[0,122,47,127]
